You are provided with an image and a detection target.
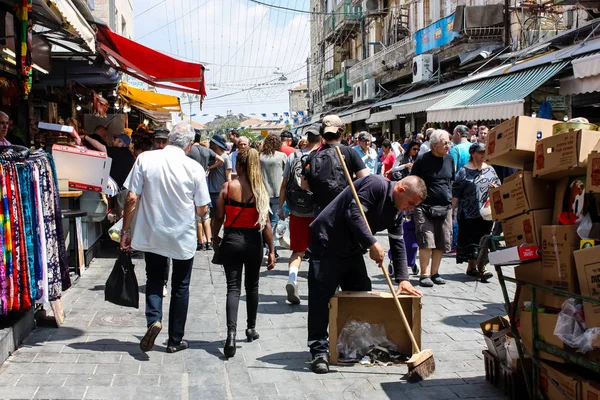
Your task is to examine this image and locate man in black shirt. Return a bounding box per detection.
[411,129,454,287]
[307,174,426,374]
[301,114,368,211]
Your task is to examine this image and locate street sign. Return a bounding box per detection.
[546,95,567,110]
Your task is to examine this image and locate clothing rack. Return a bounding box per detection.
[0,146,70,315]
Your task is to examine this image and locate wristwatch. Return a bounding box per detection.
[120,228,131,235]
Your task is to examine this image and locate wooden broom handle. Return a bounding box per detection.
[334,146,421,353]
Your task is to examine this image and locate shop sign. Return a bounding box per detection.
[415,13,460,55]
[546,95,567,110]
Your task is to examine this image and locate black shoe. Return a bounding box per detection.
[166,340,189,353]
[411,264,419,275]
[196,242,204,251]
[479,269,494,282]
[431,274,446,285]
[466,269,478,277]
[275,251,280,259]
[245,328,259,342]
[224,331,236,357]
[140,321,162,352]
[205,241,213,251]
[311,354,329,374]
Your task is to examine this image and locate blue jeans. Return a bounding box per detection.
[269,197,279,247]
[144,252,193,346]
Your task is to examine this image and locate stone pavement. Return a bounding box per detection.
[0,233,515,399]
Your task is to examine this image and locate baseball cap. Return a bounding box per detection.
[358,131,372,142]
[280,130,293,139]
[322,115,344,134]
[113,134,131,146]
[153,127,170,140]
[305,124,321,136]
[210,134,228,150]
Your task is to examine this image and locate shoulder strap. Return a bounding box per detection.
[226,182,231,205]
[229,195,255,227]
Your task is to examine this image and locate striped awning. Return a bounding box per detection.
[365,109,396,124]
[392,91,450,116]
[427,62,568,122]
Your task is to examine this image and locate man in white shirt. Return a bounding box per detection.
[120,123,210,354]
[418,128,434,156]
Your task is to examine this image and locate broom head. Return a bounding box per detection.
[406,349,435,382]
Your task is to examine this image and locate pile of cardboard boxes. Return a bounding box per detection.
[484,116,600,398]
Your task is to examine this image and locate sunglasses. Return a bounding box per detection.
[411,147,419,151]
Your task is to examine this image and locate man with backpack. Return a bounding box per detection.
[278,125,322,305]
[301,115,368,213]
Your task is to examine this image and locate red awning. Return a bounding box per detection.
[96,26,206,102]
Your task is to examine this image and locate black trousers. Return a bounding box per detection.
[144,252,193,346]
[307,251,372,357]
[222,228,263,331]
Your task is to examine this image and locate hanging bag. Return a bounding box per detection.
[105,252,139,308]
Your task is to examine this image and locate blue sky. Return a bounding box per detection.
[133,0,310,124]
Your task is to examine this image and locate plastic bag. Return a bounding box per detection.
[105,252,139,308]
[337,320,397,360]
[554,298,600,353]
[480,199,493,221]
[108,218,123,243]
[577,213,593,240]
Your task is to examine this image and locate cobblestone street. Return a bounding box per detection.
[0,234,513,399]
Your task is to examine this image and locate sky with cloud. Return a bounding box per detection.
[133,0,310,124]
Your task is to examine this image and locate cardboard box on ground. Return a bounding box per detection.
[573,246,600,329]
[489,171,555,222]
[538,361,600,400]
[485,116,558,169]
[534,129,600,179]
[328,291,421,365]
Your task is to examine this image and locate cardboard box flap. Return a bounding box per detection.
[53,145,110,193]
[535,129,600,179]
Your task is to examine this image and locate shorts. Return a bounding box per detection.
[289,214,314,253]
[413,205,452,251]
[195,212,210,222]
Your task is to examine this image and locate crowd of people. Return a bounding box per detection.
[106,115,504,375]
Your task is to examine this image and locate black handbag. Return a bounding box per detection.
[105,252,139,308]
[211,195,254,265]
[421,204,451,219]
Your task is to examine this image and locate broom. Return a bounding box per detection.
[334,146,435,382]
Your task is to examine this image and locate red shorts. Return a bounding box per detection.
[289,214,314,253]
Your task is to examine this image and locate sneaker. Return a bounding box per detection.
[431,274,446,285]
[205,241,213,251]
[286,282,300,305]
[311,354,329,374]
[166,340,189,353]
[419,277,434,287]
[162,286,168,297]
[196,242,204,252]
[140,321,162,352]
[275,251,280,260]
[387,263,394,277]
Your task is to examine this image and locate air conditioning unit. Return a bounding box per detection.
[412,54,434,83]
[353,83,363,103]
[362,78,376,100]
[362,0,384,14]
[342,59,358,71]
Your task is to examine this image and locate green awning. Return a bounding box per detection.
[426,62,568,122]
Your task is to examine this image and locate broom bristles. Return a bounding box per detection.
[406,355,435,382]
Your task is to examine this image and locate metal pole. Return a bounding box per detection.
[504,0,510,46]
[361,15,367,60]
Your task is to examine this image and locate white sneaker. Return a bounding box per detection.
[162,286,168,297]
[286,282,300,305]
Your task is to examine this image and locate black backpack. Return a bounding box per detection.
[305,145,348,207]
[285,151,314,214]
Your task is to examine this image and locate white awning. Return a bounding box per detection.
[365,109,396,124]
[392,92,449,116]
[351,109,370,122]
[572,53,600,79]
[47,0,95,51]
[560,75,600,96]
[340,114,353,124]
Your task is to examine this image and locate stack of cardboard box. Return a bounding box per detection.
[485,116,600,397]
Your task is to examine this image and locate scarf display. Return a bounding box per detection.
[0,149,70,314]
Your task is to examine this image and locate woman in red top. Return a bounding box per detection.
[381,139,396,179]
[212,148,275,358]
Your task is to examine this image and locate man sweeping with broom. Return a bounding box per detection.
[307,172,431,376]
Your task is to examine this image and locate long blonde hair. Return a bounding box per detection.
[236,148,269,231]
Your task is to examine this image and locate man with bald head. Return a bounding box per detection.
[306,174,426,374]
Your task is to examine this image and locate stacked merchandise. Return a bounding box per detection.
[486,116,600,398]
[0,147,70,315]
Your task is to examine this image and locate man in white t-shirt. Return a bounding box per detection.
[120,123,210,354]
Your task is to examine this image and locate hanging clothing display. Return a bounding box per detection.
[0,147,70,314]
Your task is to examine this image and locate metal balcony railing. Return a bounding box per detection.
[325,71,351,99]
[323,0,361,42]
[347,37,413,86]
